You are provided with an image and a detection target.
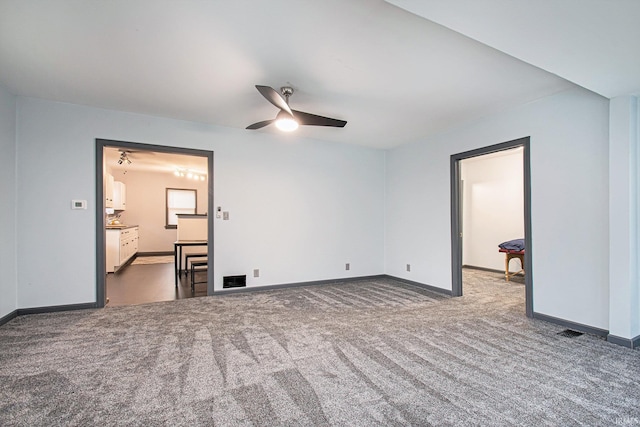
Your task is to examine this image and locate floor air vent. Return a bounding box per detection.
[557,329,584,338]
[223,275,246,289]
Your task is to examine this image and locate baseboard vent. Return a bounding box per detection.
[223,275,247,289]
[557,329,584,338]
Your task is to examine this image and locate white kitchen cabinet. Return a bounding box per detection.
[105,173,114,208]
[106,226,139,273]
[113,181,126,210]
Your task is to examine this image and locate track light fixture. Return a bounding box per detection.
[174,168,206,181]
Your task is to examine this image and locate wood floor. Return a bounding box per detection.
[106,261,207,307]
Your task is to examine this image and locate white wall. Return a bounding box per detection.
[0,84,17,319]
[385,88,610,329]
[461,149,524,271]
[111,169,209,253]
[15,97,385,308]
[608,95,640,340]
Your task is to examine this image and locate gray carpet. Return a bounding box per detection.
[1,271,639,426]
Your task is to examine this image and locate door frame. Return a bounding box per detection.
[95,138,215,308]
[450,136,533,317]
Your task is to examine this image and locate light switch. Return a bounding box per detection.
[223,211,229,220]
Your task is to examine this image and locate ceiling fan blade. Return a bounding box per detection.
[292,110,347,128]
[255,85,293,116]
[246,119,274,130]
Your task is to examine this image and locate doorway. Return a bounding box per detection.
[450,137,533,316]
[95,139,214,308]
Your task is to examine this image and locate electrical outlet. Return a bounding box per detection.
[406,264,411,272]
[345,263,350,271]
[71,200,87,210]
[253,269,259,278]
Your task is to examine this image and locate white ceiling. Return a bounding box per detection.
[104,146,207,175]
[388,0,640,98]
[1,1,632,150]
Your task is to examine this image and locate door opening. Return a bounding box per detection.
[95,139,214,308]
[450,137,533,317]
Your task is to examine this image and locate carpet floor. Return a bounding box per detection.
[1,271,639,426]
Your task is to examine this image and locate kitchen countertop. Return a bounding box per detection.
[106,224,138,230]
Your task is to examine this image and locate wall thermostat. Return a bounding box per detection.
[71,200,87,210]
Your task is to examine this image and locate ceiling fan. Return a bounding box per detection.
[117,150,133,165]
[246,85,347,132]
[114,149,154,165]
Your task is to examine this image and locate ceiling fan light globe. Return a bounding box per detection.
[275,117,298,132]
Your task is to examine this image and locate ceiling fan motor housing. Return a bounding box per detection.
[280,87,294,101]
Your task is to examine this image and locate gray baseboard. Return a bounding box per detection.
[384,275,453,296]
[607,334,640,349]
[215,274,453,297]
[462,265,504,274]
[0,303,97,328]
[532,312,608,337]
[0,310,18,327]
[216,275,388,294]
[17,302,97,316]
